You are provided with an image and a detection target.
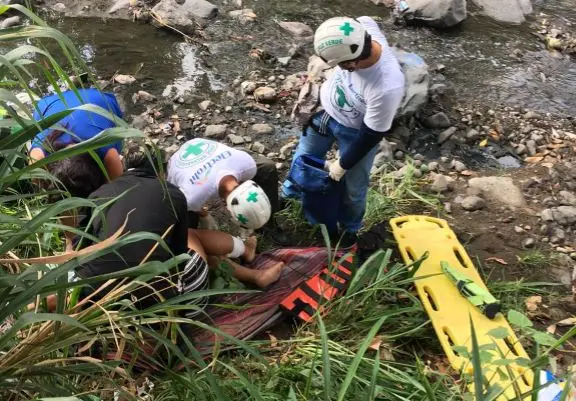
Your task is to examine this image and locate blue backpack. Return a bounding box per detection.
[287,155,344,236]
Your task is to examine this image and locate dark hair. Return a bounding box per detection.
[43,129,106,200]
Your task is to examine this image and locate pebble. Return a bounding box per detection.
[451,160,467,172]
[423,112,451,129]
[254,87,277,103]
[279,143,296,160]
[243,136,252,143]
[228,9,257,23]
[251,141,266,154]
[526,140,537,156]
[198,100,213,111]
[522,238,536,248]
[240,81,257,96]
[114,74,136,85]
[204,124,228,138]
[429,174,452,193]
[395,151,404,160]
[225,106,232,112]
[523,111,540,120]
[444,202,452,213]
[516,143,527,155]
[466,129,480,140]
[251,123,275,135]
[461,196,485,211]
[275,162,284,170]
[227,134,245,145]
[413,159,423,168]
[514,226,525,234]
[428,161,439,172]
[438,127,457,144]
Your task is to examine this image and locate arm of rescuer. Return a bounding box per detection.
[327,88,404,181]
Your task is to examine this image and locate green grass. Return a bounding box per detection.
[516,249,558,269]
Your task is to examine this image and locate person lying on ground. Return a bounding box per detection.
[29,154,283,313]
[166,138,288,243]
[281,16,405,247]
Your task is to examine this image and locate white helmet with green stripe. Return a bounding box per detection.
[314,17,369,67]
[226,180,271,229]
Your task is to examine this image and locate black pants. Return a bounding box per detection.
[188,155,279,228]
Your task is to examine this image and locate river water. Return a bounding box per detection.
[49,0,576,118]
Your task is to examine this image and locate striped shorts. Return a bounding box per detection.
[178,251,210,318]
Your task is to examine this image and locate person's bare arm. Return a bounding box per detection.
[29,148,45,164]
[103,148,123,181]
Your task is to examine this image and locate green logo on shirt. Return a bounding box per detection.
[176,140,218,168]
[336,85,351,108]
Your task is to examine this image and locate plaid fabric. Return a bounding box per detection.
[189,247,330,350]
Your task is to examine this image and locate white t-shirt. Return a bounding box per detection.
[320,16,405,132]
[167,139,257,211]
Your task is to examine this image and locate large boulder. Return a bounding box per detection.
[468,176,526,208]
[405,0,466,28]
[151,0,218,35]
[469,0,532,23]
[393,49,429,118]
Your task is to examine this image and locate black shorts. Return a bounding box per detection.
[188,211,200,229]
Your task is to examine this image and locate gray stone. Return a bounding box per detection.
[240,81,257,96]
[132,114,150,130]
[428,161,439,171]
[430,174,453,193]
[444,202,452,213]
[466,129,480,140]
[395,150,404,160]
[251,123,274,135]
[251,141,266,154]
[423,112,451,129]
[0,15,20,29]
[461,195,486,211]
[204,124,228,138]
[277,57,291,66]
[152,0,218,34]
[198,100,213,111]
[373,151,393,168]
[559,191,576,206]
[438,126,457,144]
[281,74,304,92]
[522,238,536,248]
[405,0,467,28]
[114,74,136,85]
[390,126,411,143]
[393,165,411,180]
[132,90,156,104]
[52,2,66,11]
[278,21,313,37]
[516,143,527,155]
[228,9,256,23]
[468,176,526,208]
[541,209,555,222]
[393,49,429,117]
[254,87,277,103]
[108,0,131,14]
[548,206,576,226]
[451,159,467,172]
[227,134,245,145]
[523,111,540,119]
[470,0,532,23]
[514,226,525,234]
[550,227,566,243]
[526,139,537,156]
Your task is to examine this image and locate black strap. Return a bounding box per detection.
[340,258,355,272]
[300,282,329,304]
[319,272,347,291]
[327,266,352,282]
[282,297,316,320]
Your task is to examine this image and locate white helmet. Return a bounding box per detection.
[314,17,369,67]
[226,180,271,229]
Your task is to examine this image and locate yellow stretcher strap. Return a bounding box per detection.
[390,215,533,400]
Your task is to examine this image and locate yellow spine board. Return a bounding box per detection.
[390,216,533,400]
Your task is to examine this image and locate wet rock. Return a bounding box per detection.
[251,123,274,135]
[428,161,439,172]
[279,142,296,160]
[526,139,537,156]
[541,206,576,226]
[393,49,429,117]
[461,195,485,211]
[466,129,480,140]
[469,0,532,23]
[151,0,218,35]
[204,124,228,139]
[228,9,256,24]
[0,16,20,29]
[254,87,277,103]
[438,126,457,144]
[114,74,136,85]
[198,100,213,111]
[240,81,257,96]
[227,134,245,145]
[132,90,156,104]
[523,111,540,119]
[451,159,467,172]
[522,238,536,248]
[278,21,313,37]
[559,191,576,206]
[468,176,526,207]
[429,173,453,193]
[251,141,266,154]
[404,0,467,28]
[423,112,451,129]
